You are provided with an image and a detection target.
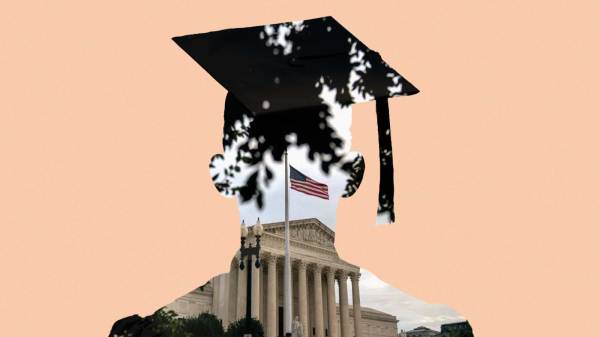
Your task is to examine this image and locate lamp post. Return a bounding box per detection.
[239,218,263,322]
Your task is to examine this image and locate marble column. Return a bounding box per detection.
[326,268,338,337]
[227,258,238,325]
[350,273,362,337]
[338,271,350,337]
[251,253,261,319]
[212,276,220,312]
[266,255,277,337]
[297,260,309,337]
[236,255,247,320]
[312,264,324,337]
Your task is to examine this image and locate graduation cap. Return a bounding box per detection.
[173,16,419,223]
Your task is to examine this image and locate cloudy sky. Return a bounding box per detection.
[352,269,465,332]
[237,144,353,228]
[224,85,388,227]
[235,159,465,331]
[219,99,464,332]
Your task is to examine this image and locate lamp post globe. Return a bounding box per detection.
[240,220,248,238]
[253,217,264,237]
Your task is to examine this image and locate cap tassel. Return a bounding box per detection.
[375,97,395,223]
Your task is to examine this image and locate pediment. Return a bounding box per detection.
[263,218,335,248]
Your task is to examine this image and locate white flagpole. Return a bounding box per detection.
[283,150,292,336]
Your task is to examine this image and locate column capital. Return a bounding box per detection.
[310,263,323,273]
[263,253,278,265]
[295,259,308,269]
[350,272,361,282]
[324,266,337,276]
[337,270,349,280]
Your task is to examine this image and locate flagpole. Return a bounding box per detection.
[283,150,292,336]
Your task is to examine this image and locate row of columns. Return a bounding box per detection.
[233,254,362,337]
[242,255,361,337]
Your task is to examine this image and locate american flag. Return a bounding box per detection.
[289,166,329,200]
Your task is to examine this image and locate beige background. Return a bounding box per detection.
[1,1,599,337]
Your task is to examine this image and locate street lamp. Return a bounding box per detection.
[240,218,263,321]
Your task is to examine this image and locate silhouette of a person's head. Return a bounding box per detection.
[173,16,419,224]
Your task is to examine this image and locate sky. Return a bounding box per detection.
[224,124,464,333]
[237,144,352,228]
[212,71,463,332]
[354,269,465,332]
[226,83,389,228]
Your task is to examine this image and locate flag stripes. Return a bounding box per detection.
[289,166,329,200]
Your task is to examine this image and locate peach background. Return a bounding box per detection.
[1,1,599,337]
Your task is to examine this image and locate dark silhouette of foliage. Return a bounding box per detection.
[149,309,186,337]
[340,153,365,198]
[181,312,225,337]
[211,93,346,210]
[202,17,418,222]
[109,314,163,337]
[225,317,264,337]
[109,309,182,337]
[109,309,226,337]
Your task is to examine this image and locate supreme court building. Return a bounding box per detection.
[165,218,398,337]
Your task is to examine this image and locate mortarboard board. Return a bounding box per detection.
[172,16,419,223]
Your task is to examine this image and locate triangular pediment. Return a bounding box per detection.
[262,218,335,248]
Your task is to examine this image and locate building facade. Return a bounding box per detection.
[439,321,473,337]
[405,326,440,337]
[402,321,473,337]
[165,218,398,337]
